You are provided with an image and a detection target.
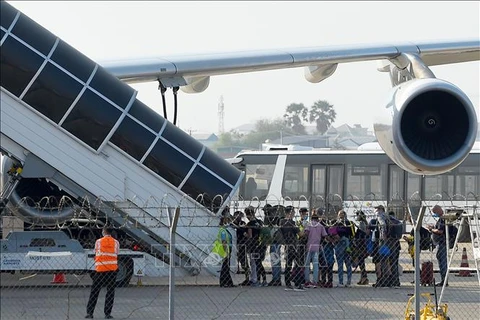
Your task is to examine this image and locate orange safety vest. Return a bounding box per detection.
[94,235,119,272]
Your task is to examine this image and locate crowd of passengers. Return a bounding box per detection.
[219,204,410,291]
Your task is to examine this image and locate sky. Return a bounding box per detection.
[7,1,480,135]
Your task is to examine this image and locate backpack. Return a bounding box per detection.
[448,224,458,249]
[407,227,432,251]
[259,225,272,246]
[419,227,432,251]
[387,216,403,240]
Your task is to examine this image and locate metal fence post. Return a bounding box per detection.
[413,206,427,318]
[168,207,180,320]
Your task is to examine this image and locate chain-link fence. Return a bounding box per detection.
[1,194,479,320]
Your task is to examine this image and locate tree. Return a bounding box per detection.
[308,100,336,135]
[216,131,235,146]
[284,103,308,135]
[214,130,244,150]
[242,118,292,148]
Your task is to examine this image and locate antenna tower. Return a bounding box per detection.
[218,95,225,134]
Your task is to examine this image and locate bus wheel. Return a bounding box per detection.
[116,257,133,287]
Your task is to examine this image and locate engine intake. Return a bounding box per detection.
[374,78,477,175]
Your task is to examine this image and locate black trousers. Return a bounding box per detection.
[87,271,117,316]
[220,252,234,287]
[284,245,297,286]
[237,242,249,279]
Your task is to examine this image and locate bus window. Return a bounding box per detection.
[406,172,421,200]
[424,173,454,200]
[242,164,275,200]
[346,164,386,200]
[328,165,344,200]
[312,166,326,208]
[455,166,480,200]
[389,165,404,201]
[282,164,308,200]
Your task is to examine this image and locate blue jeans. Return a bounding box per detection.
[304,251,319,283]
[335,237,352,285]
[436,243,447,282]
[270,243,282,282]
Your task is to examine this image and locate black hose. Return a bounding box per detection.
[158,81,168,120]
[173,87,179,126]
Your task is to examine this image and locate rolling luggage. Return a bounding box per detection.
[421,261,434,286]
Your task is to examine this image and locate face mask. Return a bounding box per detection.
[432,213,439,218]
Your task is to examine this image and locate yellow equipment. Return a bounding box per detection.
[404,293,449,320]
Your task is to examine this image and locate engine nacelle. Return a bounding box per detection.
[374,78,478,175]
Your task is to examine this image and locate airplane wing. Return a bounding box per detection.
[101,39,480,88]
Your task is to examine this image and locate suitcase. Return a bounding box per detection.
[421,261,434,286]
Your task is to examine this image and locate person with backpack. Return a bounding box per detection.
[303,213,328,288]
[280,207,303,291]
[266,205,283,286]
[404,226,433,264]
[231,210,250,286]
[333,209,354,287]
[319,209,336,288]
[386,211,402,288]
[427,205,448,286]
[257,215,270,287]
[352,210,370,285]
[245,206,262,287]
[368,205,390,288]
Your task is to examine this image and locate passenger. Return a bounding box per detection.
[245,177,257,199]
[427,205,448,286]
[353,210,370,285]
[218,216,235,287]
[403,224,433,268]
[318,209,335,288]
[304,213,328,288]
[403,232,415,267]
[333,209,353,287]
[403,212,416,267]
[280,206,302,290]
[268,205,284,286]
[387,211,402,288]
[369,205,390,288]
[296,207,309,279]
[256,216,269,286]
[245,206,262,287]
[231,210,250,286]
[298,207,310,229]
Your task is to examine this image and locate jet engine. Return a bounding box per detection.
[1,157,76,226]
[374,78,478,175]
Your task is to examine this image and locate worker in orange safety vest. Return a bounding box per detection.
[86,227,119,319]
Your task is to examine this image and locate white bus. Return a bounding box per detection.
[227,143,480,226]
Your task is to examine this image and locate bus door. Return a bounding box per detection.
[311,165,344,217]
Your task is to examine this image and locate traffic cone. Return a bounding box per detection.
[51,273,67,284]
[456,247,472,277]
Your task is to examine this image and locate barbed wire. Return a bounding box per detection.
[1,192,479,320]
[2,191,478,230]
